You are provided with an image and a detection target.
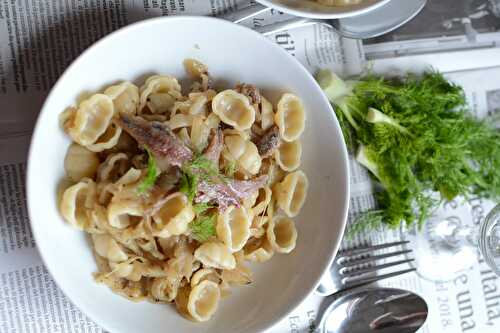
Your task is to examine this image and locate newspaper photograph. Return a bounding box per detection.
[1,0,500,332]
[364,0,500,59]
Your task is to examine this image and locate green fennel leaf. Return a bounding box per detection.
[224,160,237,178]
[193,202,215,215]
[346,210,385,239]
[137,149,160,194]
[179,171,198,202]
[189,214,216,242]
[319,70,500,234]
[185,154,219,180]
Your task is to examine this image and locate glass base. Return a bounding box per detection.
[479,204,500,276]
[398,198,492,282]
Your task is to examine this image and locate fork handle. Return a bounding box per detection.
[219,3,270,23]
[255,17,322,36]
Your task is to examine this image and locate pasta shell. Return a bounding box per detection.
[104,81,139,115]
[168,114,194,130]
[216,206,251,252]
[175,285,192,320]
[275,93,305,142]
[250,215,269,238]
[108,260,135,278]
[139,75,181,112]
[220,251,252,286]
[212,90,255,131]
[266,216,297,254]
[275,140,302,172]
[184,58,208,78]
[107,199,143,229]
[190,115,210,152]
[91,234,128,262]
[64,143,100,182]
[194,242,236,270]
[225,135,261,175]
[152,192,195,238]
[187,280,220,322]
[151,276,180,303]
[115,168,142,186]
[147,93,176,113]
[60,179,96,229]
[205,113,221,130]
[97,153,128,182]
[86,123,122,152]
[187,94,208,115]
[68,94,114,146]
[251,186,272,217]
[176,127,191,147]
[260,96,274,131]
[275,170,309,217]
[244,236,274,262]
[242,190,259,210]
[190,268,220,288]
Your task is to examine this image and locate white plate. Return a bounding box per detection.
[27,16,349,333]
[258,0,390,19]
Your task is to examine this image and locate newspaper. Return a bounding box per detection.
[364,0,500,59]
[1,0,500,332]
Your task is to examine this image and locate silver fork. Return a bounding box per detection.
[316,240,416,296]
[310,240,416,332]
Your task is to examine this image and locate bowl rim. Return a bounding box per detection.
[26,15,350,333]
[256,0,391,19]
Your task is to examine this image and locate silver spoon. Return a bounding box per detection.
[313,288,428,333]
[223,0,427,39]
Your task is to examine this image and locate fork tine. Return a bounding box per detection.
[345,268,417,288]
[339,249,412,267]
[340,258,415,276]
[339,240,409,257]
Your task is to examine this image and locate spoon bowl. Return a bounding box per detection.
[319,288,428,333]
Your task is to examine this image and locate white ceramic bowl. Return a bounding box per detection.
[27,16,349,333]
[257,0,390,19]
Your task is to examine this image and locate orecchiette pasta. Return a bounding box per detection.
[60,179,96,229]
[260,96,274,131]
[68,94,115,146]
[190,268,220,287]
[64,143,100,182]
[194,242,236,270]
[224,135,261,175]
[57,59,308,323]
[169,114,194,130]
[190,115,211,151]
[187,280,220,322]
[139,75,182,113]
[244,236,274,262]
[86,123,122,152]
[275,170,309,217]
[251,186,272,217]
[184,58,208,78]
[152,193,195,238]
[107,199,143,229]
[275,93,306,142]
[275,140,302,172]
[216,206,251,252]
[266,216,297,254]
[104,81,139,115]
[212,90,255,131]
[92,233,129,262]
[97,153,129,182]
